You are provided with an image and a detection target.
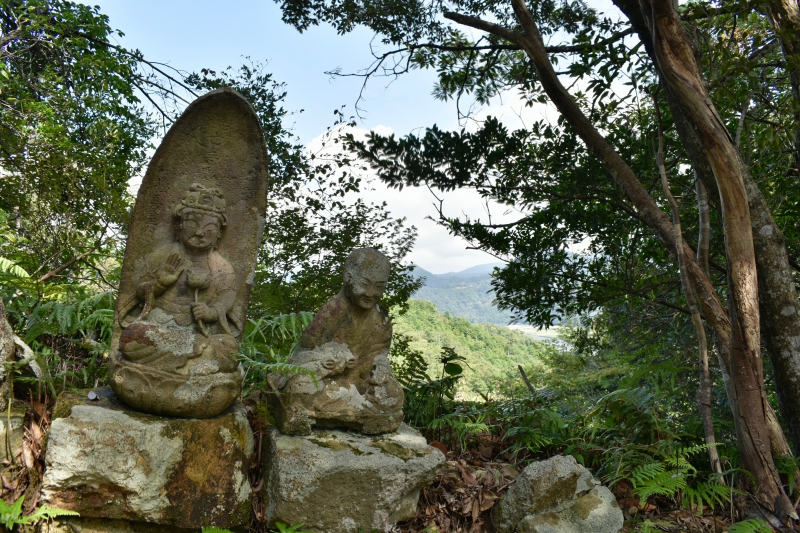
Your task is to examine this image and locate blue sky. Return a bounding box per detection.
[93,0,591,273]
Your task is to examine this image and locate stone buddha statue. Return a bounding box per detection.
[268,248,404,435]
[109,183,244,418]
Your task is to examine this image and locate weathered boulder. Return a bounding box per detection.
[493,455,623,533]
[42,388,254,529]
[263,423,445,532]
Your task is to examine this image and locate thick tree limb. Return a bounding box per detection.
[643,0,794,518]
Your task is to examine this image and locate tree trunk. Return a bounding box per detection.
[0,300,14,409]
[657,109,722,474]
[616,0,800,459]
[639,0,793,517]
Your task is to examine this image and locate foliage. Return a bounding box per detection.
[0,495,78,529]
[270,522,313,533]
[1,278,115,395]
[239,312,315,395]
[0,0,155,292]
[393,299,552,393]
[726,519,773,533]
[390,334,467,431]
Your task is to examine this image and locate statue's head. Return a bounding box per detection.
[342,248,391,311]
[172,183,227,251]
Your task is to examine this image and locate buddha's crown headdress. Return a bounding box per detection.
[178,183,226,214]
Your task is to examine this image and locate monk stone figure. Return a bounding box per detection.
[110,183,244,417]
[268,248,404,435]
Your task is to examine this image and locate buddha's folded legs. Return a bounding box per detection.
[120,322,238,374]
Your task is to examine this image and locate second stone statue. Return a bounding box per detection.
[268,248,404,435]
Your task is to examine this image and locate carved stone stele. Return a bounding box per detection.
[109,89,268,418]
[268,248,404,435]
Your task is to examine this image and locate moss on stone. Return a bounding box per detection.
[368,439,424,461]
[308,436,366,455]
[51,390,91,420]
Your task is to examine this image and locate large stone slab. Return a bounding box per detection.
[42,388,254,529]
[493,455,623,533]
[263,423,445,532]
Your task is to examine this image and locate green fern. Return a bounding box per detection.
[683,480,737,514]
[0,256,30,278]
[201,527,235,533]
[637,518,672,532]
[726,518,773,533]
[270,523,313,533]
[633,467,689,502]
[0,495,79,529]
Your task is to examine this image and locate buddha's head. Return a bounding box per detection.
[173,183,227,251]
[342,248,391,311]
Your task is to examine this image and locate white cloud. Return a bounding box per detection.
[308,125,520,273]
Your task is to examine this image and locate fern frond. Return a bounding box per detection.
[629,462,665,486]
[726,518,773,533]
[0,256,30,278]
[28,504,80,522]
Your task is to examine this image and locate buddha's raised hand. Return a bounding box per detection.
[157,253,183,288]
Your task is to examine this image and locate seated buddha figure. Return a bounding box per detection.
[268,248,404,435]
[110,183,243,417]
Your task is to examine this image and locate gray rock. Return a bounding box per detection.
[42,396,253,529]
[42,518,198,533]
[263,423,445,532]
[493,455,623,533]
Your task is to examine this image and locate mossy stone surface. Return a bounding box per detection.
[263,423,445,532]
[42,398,254,529]
[494,455,622,533]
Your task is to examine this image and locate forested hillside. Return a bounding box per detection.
[393,299,550,394]
[412,264,513,325]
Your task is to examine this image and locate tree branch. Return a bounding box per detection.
[37,245,99,283]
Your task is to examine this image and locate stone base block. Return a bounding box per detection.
[42,388,254,529]
[263,423,445,533]
[493,455,623,533]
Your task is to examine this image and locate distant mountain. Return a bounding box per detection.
[442,262,501,277]
[411,263,514,325]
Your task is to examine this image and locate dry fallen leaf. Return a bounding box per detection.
[29,421,43,442]
[479,490,499,512]
[459,465,477,485]
[21,441,34,470]
[430,440,448,455]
